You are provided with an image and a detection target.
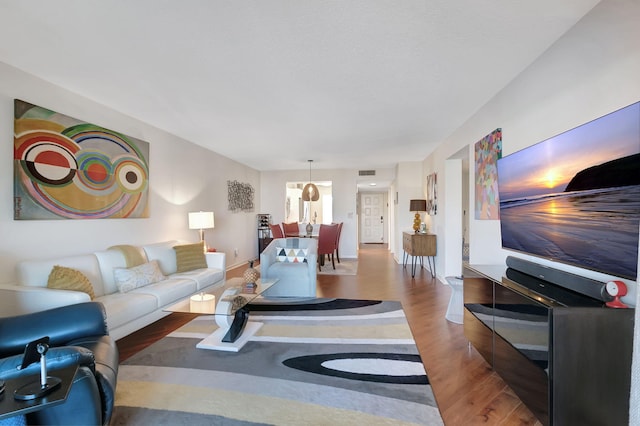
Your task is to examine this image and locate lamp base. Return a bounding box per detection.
[413,212,421,233]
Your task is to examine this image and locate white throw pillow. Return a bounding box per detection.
[114,260,166,293]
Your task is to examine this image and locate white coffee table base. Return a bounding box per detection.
[196,321,264,352]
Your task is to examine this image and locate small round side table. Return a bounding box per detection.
[445,276,464,324]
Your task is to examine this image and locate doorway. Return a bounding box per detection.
[359,192,385,243]
[444,146,470,277]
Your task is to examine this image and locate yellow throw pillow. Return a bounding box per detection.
[174,241,207,272]
[107,244,147,267]
[47,265,96,300]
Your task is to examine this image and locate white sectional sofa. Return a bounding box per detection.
[0,240,225,340]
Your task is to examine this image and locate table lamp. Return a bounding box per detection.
[188,211,215,242]
[409,199,427,233]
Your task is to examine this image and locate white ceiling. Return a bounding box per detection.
[0,0,599,175]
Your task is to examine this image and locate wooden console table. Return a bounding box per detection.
[402,232,436,278]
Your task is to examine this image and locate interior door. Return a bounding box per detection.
[360,193,384,243]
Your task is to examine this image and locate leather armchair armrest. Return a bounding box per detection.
[27,365,102,426]
[0,302,109,358]
[0,346,95,381]
[0,347,103,426]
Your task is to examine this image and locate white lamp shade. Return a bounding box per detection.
[188,211,214,230]
[190,293,215,313]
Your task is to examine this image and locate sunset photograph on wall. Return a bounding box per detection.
[497,102,640,279]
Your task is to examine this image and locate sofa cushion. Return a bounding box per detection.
[142,240,179,275]
[131,276,198,307]
[113,260,166,293]
[47,265,96,300]
[107,245,147,267]
[95,292,159,330]
[173,242,207,272]
[266,262,312,281]
[93,249,128,296]
[276,247,308,263]
[173,267,225,290]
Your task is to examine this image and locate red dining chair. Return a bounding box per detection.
[334,222,343,263]
[317,223,339,271]
[282,222,300,237]
[269,223,284,238]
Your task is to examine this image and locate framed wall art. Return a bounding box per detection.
[227,180,254,212]
[14,99,150,220]
[426,172,437,215]
[474,128,502,220]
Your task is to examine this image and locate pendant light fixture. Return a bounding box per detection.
[302,160,319,202]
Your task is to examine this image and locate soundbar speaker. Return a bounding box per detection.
[505,256,612,302]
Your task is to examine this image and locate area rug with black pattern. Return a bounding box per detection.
[111,298,444,425]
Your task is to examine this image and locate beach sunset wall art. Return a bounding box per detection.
[14,100,150,220]
[497,102,640,280]
[475,128,502,220]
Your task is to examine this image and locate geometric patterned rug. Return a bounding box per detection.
[111,299,443,425]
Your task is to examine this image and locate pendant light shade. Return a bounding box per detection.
[302,160,319,201]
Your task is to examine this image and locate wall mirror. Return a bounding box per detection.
[285,181,333,224]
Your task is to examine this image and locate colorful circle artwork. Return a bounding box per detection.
[14,100,150,219]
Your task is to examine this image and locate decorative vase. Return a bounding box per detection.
[306,223,313,235]
[413,213,422,233]
[243,260,259,285]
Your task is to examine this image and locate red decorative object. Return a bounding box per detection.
[605,280,628,308]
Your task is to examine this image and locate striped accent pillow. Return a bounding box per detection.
[174,241,207,272]
[276,247,308,263]
[47,265,96,300]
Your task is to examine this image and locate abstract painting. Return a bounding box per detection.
[474,128,502,220]
[14,100,150,220]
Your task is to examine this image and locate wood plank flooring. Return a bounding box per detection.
[116,243,541,425]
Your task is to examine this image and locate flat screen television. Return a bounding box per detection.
[497,102,640,281]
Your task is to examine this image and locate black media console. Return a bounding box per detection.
[463,263,634,426]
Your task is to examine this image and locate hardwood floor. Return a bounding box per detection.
[116,244,541,425]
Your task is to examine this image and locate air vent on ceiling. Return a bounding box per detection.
[358,170,376,176]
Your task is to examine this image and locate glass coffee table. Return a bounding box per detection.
[164,277,278,352]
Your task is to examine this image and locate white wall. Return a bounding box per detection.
[423,0,640,299]
[392,161,425,261]
[0,62,261,284]
[443,158,463,278]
